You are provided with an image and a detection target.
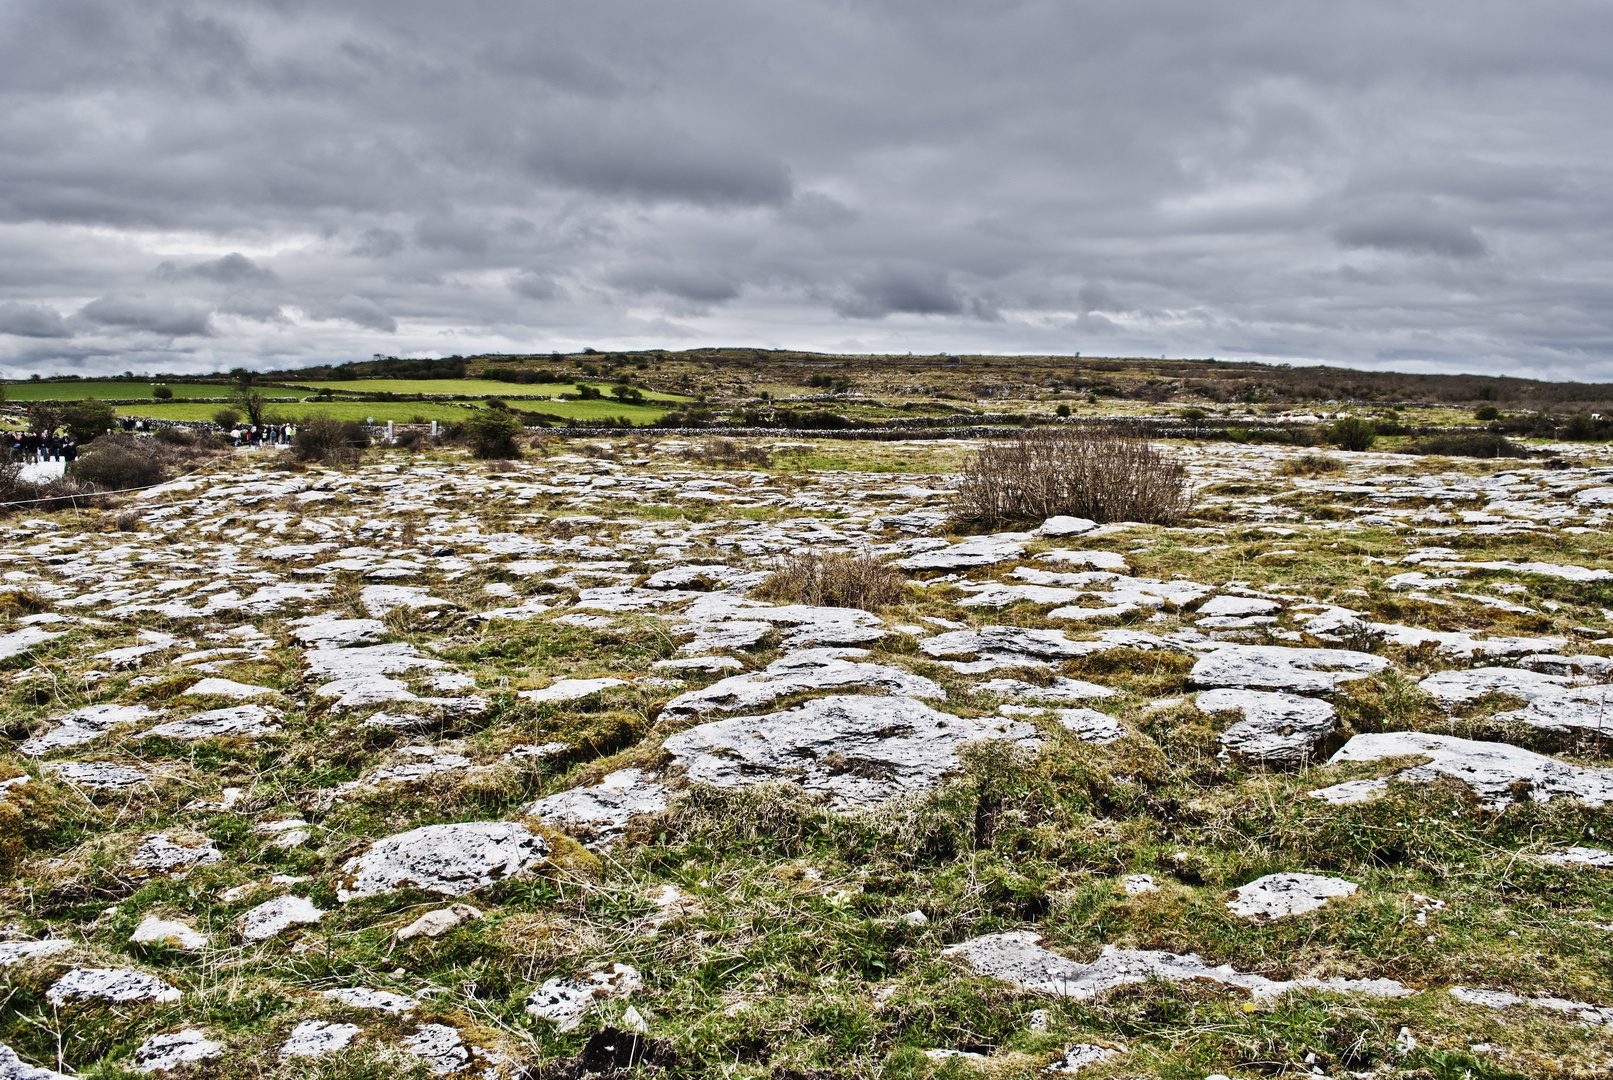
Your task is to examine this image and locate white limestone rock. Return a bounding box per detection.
[141,705,281,740]
[181,678,275,699]
[359,584,449,617]
[1328,731,1613,808]
[130,915,207,951]
[662,694,1039,808]
[1493,685,1613,751]
[519,677,628,704]
[1418,667,1574,706]
[1540,846,1613,869]
[900,533,1030,571]
[1198,688,1337,766]
[1450,986,1613,1024]
[1120,875,1157,896]
[133,1029,223,1073]
[1198,596,1282,618]
[0,1044,69,1079]
[1045,1044,1119,1073]
[1226,872,1358,920]
[946,931,1409,1001]
[397,904,483,941]
[1191,644,1390,694]
[0,940,73,967]
[662,648,944,716]
[525,964,643,1031]
[321,987,419,1014]
[337,821,549,901]
[132,835,224,876]
[400,1024,470,1075]
[305,642,447,679]
[652,656,744,673]
[20,704,161,756]
[46,761,151,789]
[238,895,325,942]
[289,617,386,646]
[1053,708,1126,744]
[1037,549,1130,571]
[1035,516,1099,537]
[46,966,182,1005]
[522,769,669,849]
[1307,778,1389,805]
[977,677,1113,702]
[280,1021,361,1059]
[0,626,65,661]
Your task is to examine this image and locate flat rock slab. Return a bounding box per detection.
[522,769,669,849]
[46,966,182,1005]
[662,694,1039,808]
[1198,689,1337,766]
[142,705,281,740]
[400,1024,470,1076]
[132,835,225,875]
[47,761,151,789]
[1450,986,1613,1025]
[131,915,207,951]
[1052,708,1126,743]
[1198,596,1282,618]
[337,821,550,901]
[21,704,161,756]
[290,618,387,646]
[322,987,420,1014]
[397,903,483,941]
[899,534,1030,571]
[1227,872,1358,919]
[519,677,628,704]
[280,1021,361,1059]
[1328,731,1613,808]
[0,626,65,660]
[1036,516,1099,537]
[359,584,449,616]
[978,677,1113,702]
[0,1044,69,1079]
[182,678,275,699]
[946,931,1410,1001]
[0,941,73,967]
[1191,645,1390,694]
[1306,778,1389,805]
[526,963,643,1031]
[238,894,325,942]
[133,1029,223,1073]
[1418,667,1574,706]
[662,648,944,716]
[304,643,447,679]
[1541,846,1613,869]
[1494,685,1613,751]
[1037,549,1129,570]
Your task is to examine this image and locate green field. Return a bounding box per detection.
[2,380,299,401]
[115,398,672,425]
[289,378,689,402]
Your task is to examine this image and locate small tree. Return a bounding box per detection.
[213,406,243,428]
[1055,404,1071,418]
[61,398,116,441]
[467,409,523,459]
[1475,405,1501,422]
[231,384,268,426]
[152,385,174,400]
[610,384,643,403]
[1330,417,1377,452]
[28,404,62,435]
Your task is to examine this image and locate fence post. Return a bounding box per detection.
[387,421,394,445]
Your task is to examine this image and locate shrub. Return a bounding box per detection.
[1055,404,1071,418]
[395,428,426,451]
[1475,405,1501,422]
[686,437,771,467]
[67,439,169,491]
[953,427,1193,526]
[152,385,174,400]
[61,399,115,441]
[154,426,195,446]
[1279,453,1346,476]
[1403,434,1529,459]
[212,407,243,428]
[466,409,524,459]
[292,415,371,463]
[754,550,905,612]
[1330,417,1378,452]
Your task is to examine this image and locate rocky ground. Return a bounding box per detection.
[0,435,1609,1079]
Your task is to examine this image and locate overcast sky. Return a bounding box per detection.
[2,0,1611,378]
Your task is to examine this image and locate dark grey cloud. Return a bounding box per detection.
[0,0,1610,374]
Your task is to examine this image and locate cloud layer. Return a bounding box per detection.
[1,0,1610,377]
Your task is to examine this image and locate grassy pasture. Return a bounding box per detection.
[115,398,673,424]
[2,380,300,401]
[288,378,690,402]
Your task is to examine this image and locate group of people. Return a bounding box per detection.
[228,422,296,447]
[4,430,78,463]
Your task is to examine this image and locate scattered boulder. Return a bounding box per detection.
[1226,873,1358,919]
[132,1028,223,1073]
[1198,688,1337,766]
[279,1021,361,1059]
[946,931,1410,1001]
[397,904,483,941]
[238,895,325,942]
[1328,731,1613,808]
[46,967,182,1006]
[1191,644,1390,694]
[337,821,550,901]
[522,769,669,849]
[662,695,1039,808]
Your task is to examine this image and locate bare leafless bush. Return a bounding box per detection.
[1278,453,1346,476]
[952,426,1193,526]
[113,510,143,532]
[685,437,772,467]
[754,549,905,612]
[293,416,371,464]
